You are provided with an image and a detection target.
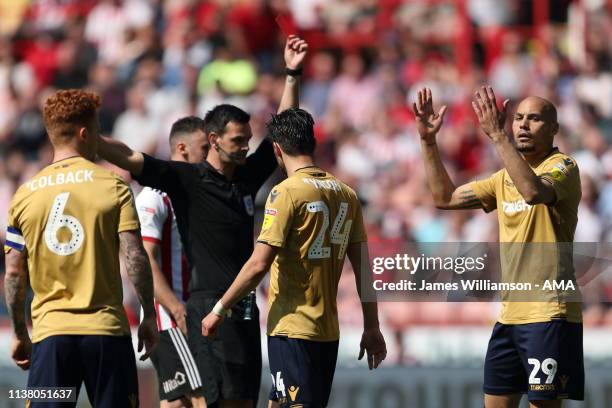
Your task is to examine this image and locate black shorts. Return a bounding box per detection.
[483,321,584,401]
[186,295,262,405]
[268,336,339,408]
[151,328,203,402]
[27,335,139,408]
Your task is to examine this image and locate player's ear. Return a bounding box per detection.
[176,141,187,155]
[272,142,282,158]
[552,122,559,136]
[208,132,218,149]
[78,126,88,143]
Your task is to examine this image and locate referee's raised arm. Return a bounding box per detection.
[98,135,145,176]
[278,35,308,113]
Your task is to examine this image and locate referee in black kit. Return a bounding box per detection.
[98,36,308,408]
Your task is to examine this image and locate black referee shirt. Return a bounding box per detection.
[135,139,277,295]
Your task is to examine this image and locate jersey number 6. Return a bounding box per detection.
[45,192,85,256]
[307,201,352,260]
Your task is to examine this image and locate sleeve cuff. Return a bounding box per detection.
[118,221,141,233]
[257,239,284,248]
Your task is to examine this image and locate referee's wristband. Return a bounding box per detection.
[212,301,231,318]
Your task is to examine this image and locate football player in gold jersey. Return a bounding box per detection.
[414,87,583,408]
[202,108,387,407]
[4,90,158,408]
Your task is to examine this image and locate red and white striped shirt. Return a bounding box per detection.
[136,187,190,331]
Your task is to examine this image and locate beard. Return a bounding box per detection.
[516,144,536,153]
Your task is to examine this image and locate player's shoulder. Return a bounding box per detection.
[488,168,507,180]
[136,186,166,200]
[544,150,578,169]
[9,181,31,210]
[540,149,579,178]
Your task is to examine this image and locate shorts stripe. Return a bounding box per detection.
[172,328,202,387]
[168,328,201,389]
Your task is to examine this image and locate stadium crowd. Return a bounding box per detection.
[0,0,611,361]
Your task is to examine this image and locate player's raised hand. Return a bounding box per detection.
[137,315,159,361]
[202,312,223,338]
[11,336,32,370]
[412,87,447,144]
[358,327,387,370]
[284,35,308,70]
[472,86,510,141]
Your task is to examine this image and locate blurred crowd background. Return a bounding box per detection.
[0,0,610,365]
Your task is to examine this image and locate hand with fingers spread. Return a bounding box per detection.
[471,86,510,142]
[358,327,387,370]
[284,35,308,70]
[412,87,448,145]
[137,315,159,361]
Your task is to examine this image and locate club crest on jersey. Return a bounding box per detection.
[243,195,254,216]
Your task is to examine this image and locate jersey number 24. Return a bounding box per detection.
[307,201,352,260]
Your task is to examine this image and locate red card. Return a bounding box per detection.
[275,15,295,37]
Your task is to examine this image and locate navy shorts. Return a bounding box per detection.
[483,321,584,401]
[27,335,139,408]
[268,336,339,408]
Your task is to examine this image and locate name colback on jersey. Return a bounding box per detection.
[258,167,367,342]
[25,169,94,191]
[5,157,140,343]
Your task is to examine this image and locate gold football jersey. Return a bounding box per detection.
[258,167,367,341]
[5,157,140,342]
[471,149,582,324]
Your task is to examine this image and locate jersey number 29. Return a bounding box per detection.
[45,192,85,256]
[307,201,352,260]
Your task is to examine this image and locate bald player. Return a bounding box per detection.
[414,87,583,408]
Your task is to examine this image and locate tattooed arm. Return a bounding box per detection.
[4,248,28,339]
[420,141,483,210]
[119,229,159,360]
[4,248,32,369]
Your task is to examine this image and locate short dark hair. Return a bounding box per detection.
[169,116,205,150]
[203,104,250,136]
[170,116,205,139]
[266,108,316,156]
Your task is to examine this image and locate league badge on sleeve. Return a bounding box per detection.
[243,195,255,216]
[262,208,278,230]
